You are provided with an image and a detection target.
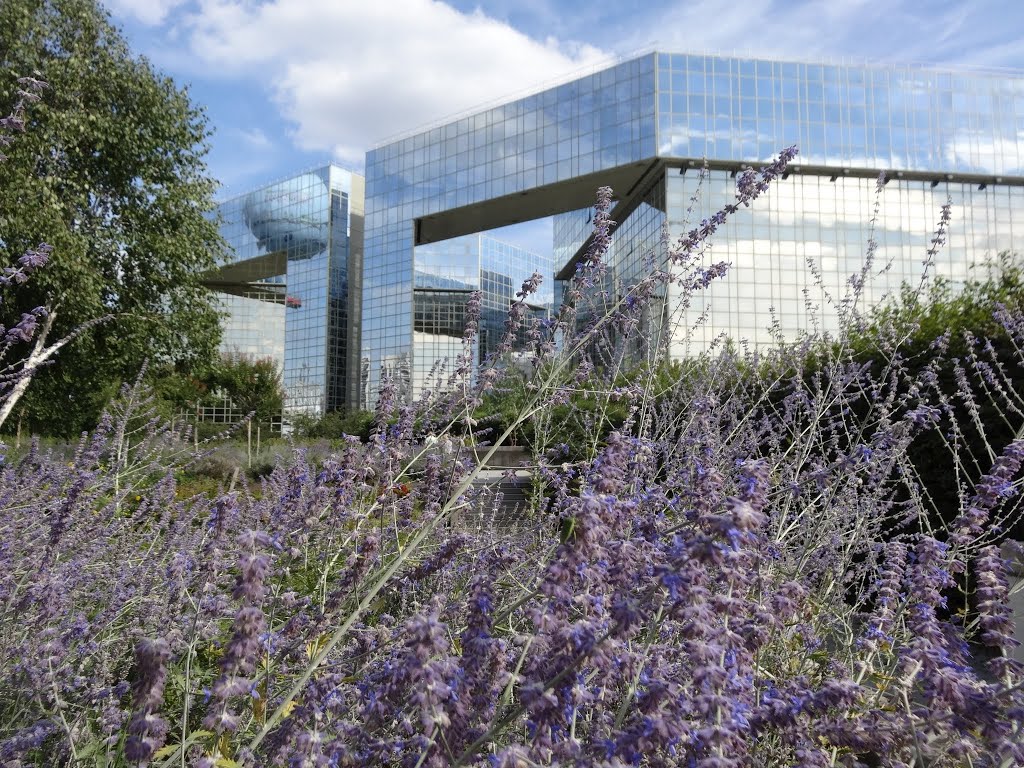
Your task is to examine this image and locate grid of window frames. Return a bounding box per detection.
[559,182,1024,361]
[218,292,286,369]
[646,171,1024,355]
[366,52,1023,405]
[552,207,596,275]
[363,55,658,405]
[213,165,360,416]
[409,234,552,398]
[655,53,1024,174]
[479,235,554,362]
[553,181,669,361]
[412,235,479,396]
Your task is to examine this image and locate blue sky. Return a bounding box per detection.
[103,0,1024,253]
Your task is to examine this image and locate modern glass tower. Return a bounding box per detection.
[364,52,1024,405]
[206,165,364,415]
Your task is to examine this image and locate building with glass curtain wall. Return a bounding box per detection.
[206,165,364,415]
[410,234,552,397]
[364,52,1024,405]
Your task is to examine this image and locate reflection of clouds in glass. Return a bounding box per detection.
[218,294,286,372]
[242,173,330,256]
[943,130,1024,175]
[658,170,1024,358]
[655,54,1024,176]
[413,271,476,291]
[748,178,948,230]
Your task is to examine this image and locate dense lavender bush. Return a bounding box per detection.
[2,81,1023,766]
[835,253,1024,542]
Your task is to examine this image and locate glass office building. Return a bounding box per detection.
[216,290,286,370]
[365,52,1024,404]
[206,165,364,415]
[411,234,552,398]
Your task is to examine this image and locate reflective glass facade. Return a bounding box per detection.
[655,53,1024,174]
[364,55,657,402]
[217,291,285,370]
[366,52,1024,403]
[209,165,364,416]
[662,172,1024,355]
[411,235,552,397]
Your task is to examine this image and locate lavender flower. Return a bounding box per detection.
[203,530,272,734]
[4,146,1024,768]
[974,545,1023,682]
[950,438,1024,549]
[124,638,171,764]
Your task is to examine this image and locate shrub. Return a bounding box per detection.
[291,409,376,442]
[211,352,285,427]
[817,253,1024,541]
[190,447,245,481]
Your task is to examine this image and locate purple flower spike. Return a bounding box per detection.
[124,638,171,764]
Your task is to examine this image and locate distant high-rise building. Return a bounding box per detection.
[206,167,551,414]
[206,165,364,415]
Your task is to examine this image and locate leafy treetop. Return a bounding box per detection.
[0,0,224,436]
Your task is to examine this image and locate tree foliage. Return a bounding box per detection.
[291,409,376,441]
[210,352,284,426]
[0,0,223,435]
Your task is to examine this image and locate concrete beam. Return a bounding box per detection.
[414,160,659,246]
[203,249,287,287]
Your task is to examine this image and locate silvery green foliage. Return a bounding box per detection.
[1,146,1022,767]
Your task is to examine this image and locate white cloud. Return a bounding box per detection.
[104,0,190,26]
[616,0,1023,71]
[236,126,273,151]
[178,0,607,166]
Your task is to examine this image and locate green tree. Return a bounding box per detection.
[0,0,223,435]
[146,361,213,421]
[212,352,285,426]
